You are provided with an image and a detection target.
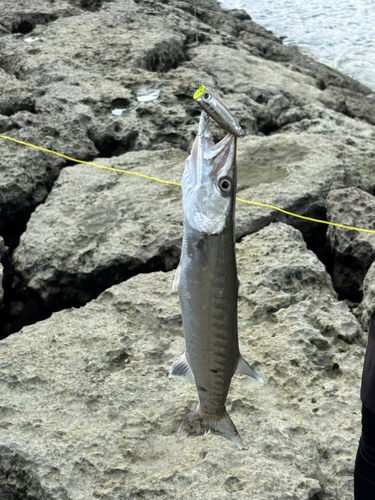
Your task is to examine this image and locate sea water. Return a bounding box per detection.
[219,0,375,91]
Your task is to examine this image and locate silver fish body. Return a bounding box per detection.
[170,111,262,449]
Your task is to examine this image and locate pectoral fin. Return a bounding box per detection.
[169,352,195,383]
[172,263,181,291]
[236,355,263,383]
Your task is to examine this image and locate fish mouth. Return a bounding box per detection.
[192,111,236,182]
[197,111,214,142]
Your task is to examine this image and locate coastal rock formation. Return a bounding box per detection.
[1,0,375,497]
[0,223,365,500]
[12,124,375,313]
[1,0,375,332]
[13,151,185,309]
[356,261,375,330]
[326,187,375,302]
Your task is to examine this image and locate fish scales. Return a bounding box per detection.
[170,111,262,449]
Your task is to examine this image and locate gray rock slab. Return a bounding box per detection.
[0,0,80,35]
[185,43,375,127]
[13,148,186,308]
[0,223,365,500]
[326,187,375,300]
[0,0,192,232]
[355,262,375,331]
[235,108,375,236]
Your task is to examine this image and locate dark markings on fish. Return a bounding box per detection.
[198,386,208,392]
[210,369,218,373]
[196,238,205,249]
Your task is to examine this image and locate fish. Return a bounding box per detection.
[170,110,262,449]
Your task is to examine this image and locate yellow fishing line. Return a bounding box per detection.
[1,133,375,235]
[236,198,375,234]
[0,134,181,187]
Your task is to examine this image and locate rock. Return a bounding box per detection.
[0,1,80,38]
[235,104,375,238]
[1,0,373,494]
[355,262,375,331]
[0,0,374,246]
[13,149,185,309]
[0,0,192,242]
[0,223,365,499]
[2,0,375,332]
[13,119,375,316]
[326,187,375,301]
[228,8,252,22]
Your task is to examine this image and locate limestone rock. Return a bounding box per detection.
[2,0,375,331]
[326,187,375,301]
[0,0,80,36]
[13,108,375,316]
[0,0,374,246]
[13,149,185,308]
[355,262,375,331]
[0,223,365,499]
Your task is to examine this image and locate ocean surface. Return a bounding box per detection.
[219,0,375,92]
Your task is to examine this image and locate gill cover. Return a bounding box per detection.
[182,112,236,235]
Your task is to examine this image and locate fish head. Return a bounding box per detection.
[182,112,237,235]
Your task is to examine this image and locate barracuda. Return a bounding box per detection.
[170,111,262,449]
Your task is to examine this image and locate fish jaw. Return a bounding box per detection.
[182,111,236,236]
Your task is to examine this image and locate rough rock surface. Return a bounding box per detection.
[326,187,375,301]
[12,120,374,311]
[0,0,374,497]
[0,224,365,500]
[1,0,375,332]
[13,152,185,309]
[355,261,375,331]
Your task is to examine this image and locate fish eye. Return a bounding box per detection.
[203,92,210,100]
[218,177,232,194]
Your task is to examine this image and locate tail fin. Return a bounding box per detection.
[177,406,243,449]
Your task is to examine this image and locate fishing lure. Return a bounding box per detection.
[193,86,245,138]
